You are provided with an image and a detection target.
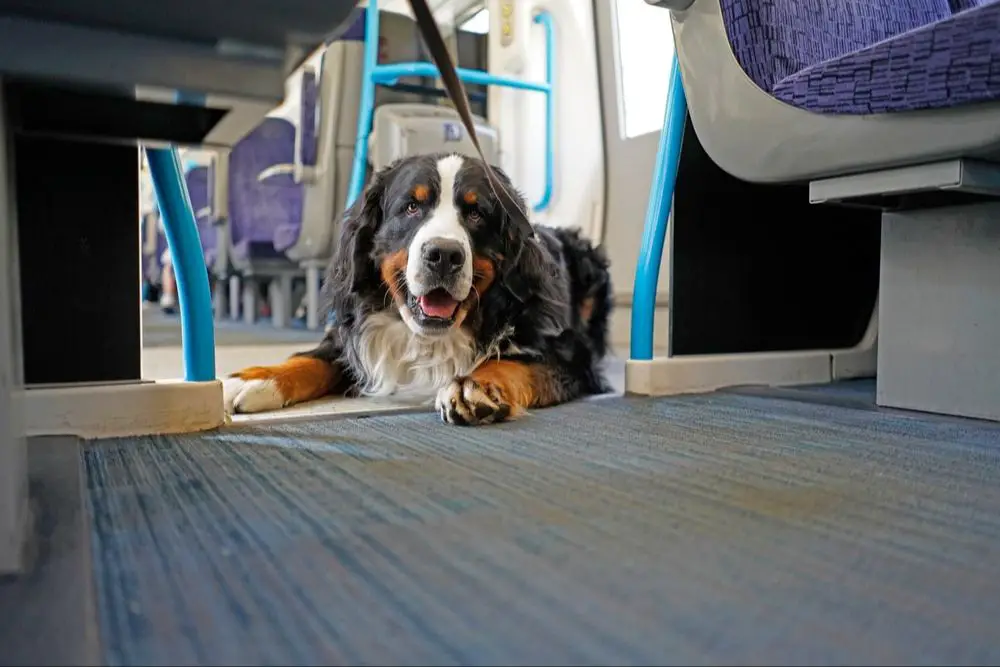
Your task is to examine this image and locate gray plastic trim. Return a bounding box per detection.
[0,15,287,103]
[810,159,1000,204]
[0,81,27,575]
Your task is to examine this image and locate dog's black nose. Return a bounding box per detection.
[422,239,466,276]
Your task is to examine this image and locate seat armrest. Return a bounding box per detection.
[257,163,318,184]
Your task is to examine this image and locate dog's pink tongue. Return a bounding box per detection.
[419,291,459,318]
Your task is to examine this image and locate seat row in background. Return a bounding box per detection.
[140,8,490,330]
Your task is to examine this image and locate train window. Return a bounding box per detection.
[460,7,489,34]
[613,0,675,139]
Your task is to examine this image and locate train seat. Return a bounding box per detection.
[268,67,320,260]
[670,0,1000,184]
[225,117,304,326]
[228,10,426,329]
[648,0,1000,422]
[183,166,218,271]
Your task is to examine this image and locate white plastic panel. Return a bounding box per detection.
[486,0,605,238]
[594,0,673,351]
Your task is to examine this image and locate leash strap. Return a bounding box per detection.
[404,0,534,241]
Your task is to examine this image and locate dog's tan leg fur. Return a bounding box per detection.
[224,357,341,414]
[435,359,563,426]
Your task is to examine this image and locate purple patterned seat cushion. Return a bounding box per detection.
[772,0,1000,113]
[184,167,217,257]
[720,0,952,94]
[228,118,304,261]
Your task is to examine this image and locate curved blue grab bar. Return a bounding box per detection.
[533,11,555,212]
[145,146,216,382]
[346,0,555,212]
[371,62,550,92]
[629,55,687,362]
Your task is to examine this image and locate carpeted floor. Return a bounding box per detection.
[84,389,1000,665]
[142,306,319,348]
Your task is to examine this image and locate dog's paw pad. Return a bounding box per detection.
[223,376,285,414]
[435,377,513,426]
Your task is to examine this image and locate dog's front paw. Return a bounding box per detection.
[223,373,286,414]
[222,356,340,415]
[435,376,516,426]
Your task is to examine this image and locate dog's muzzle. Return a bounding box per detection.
[421,238,466,281]
[405,236,472,328]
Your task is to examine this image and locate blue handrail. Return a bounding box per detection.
[145,145,217,382]
[533,11,555,212]
[629,54,687,362]
[346,0,555,212]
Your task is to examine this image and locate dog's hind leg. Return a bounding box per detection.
[223,340,347,414]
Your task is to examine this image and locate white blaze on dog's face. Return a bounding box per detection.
[372,153,506,337]
[404,154,474,325]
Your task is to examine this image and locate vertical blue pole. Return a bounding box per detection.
[346,0,381,208]
[533,11,554,212]
[630,55,687,361]
[146,146,216,381]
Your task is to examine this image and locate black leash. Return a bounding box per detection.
[404,0,535,243]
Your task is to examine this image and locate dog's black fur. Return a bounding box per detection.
[225,153,612,425]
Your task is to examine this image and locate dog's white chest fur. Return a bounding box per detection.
[351,311,477,400]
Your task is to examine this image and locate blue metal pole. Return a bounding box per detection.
[345,0,556,212]
[146,146,216,381]
[346,0,381,208]
[533,11,555,212]
[370,62,551,92]
[630,56,687,361]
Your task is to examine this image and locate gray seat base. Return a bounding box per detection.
[877,202,1000,422]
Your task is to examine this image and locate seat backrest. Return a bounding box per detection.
[282,9,424,263]
[227,118,303,251]
[720,0,952,92]
[370,103,500,172]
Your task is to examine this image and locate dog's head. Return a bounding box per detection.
[331,153,537,337]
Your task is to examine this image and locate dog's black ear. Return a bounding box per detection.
[326,170,388,302]
[483,164,545,302]
[487,163,534,245]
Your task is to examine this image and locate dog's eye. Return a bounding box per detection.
[405,202,420,216]
[467,209,481,223]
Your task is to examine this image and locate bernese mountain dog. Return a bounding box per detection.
[223,152,613,425]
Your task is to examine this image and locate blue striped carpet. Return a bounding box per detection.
[84,390,1000,665]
